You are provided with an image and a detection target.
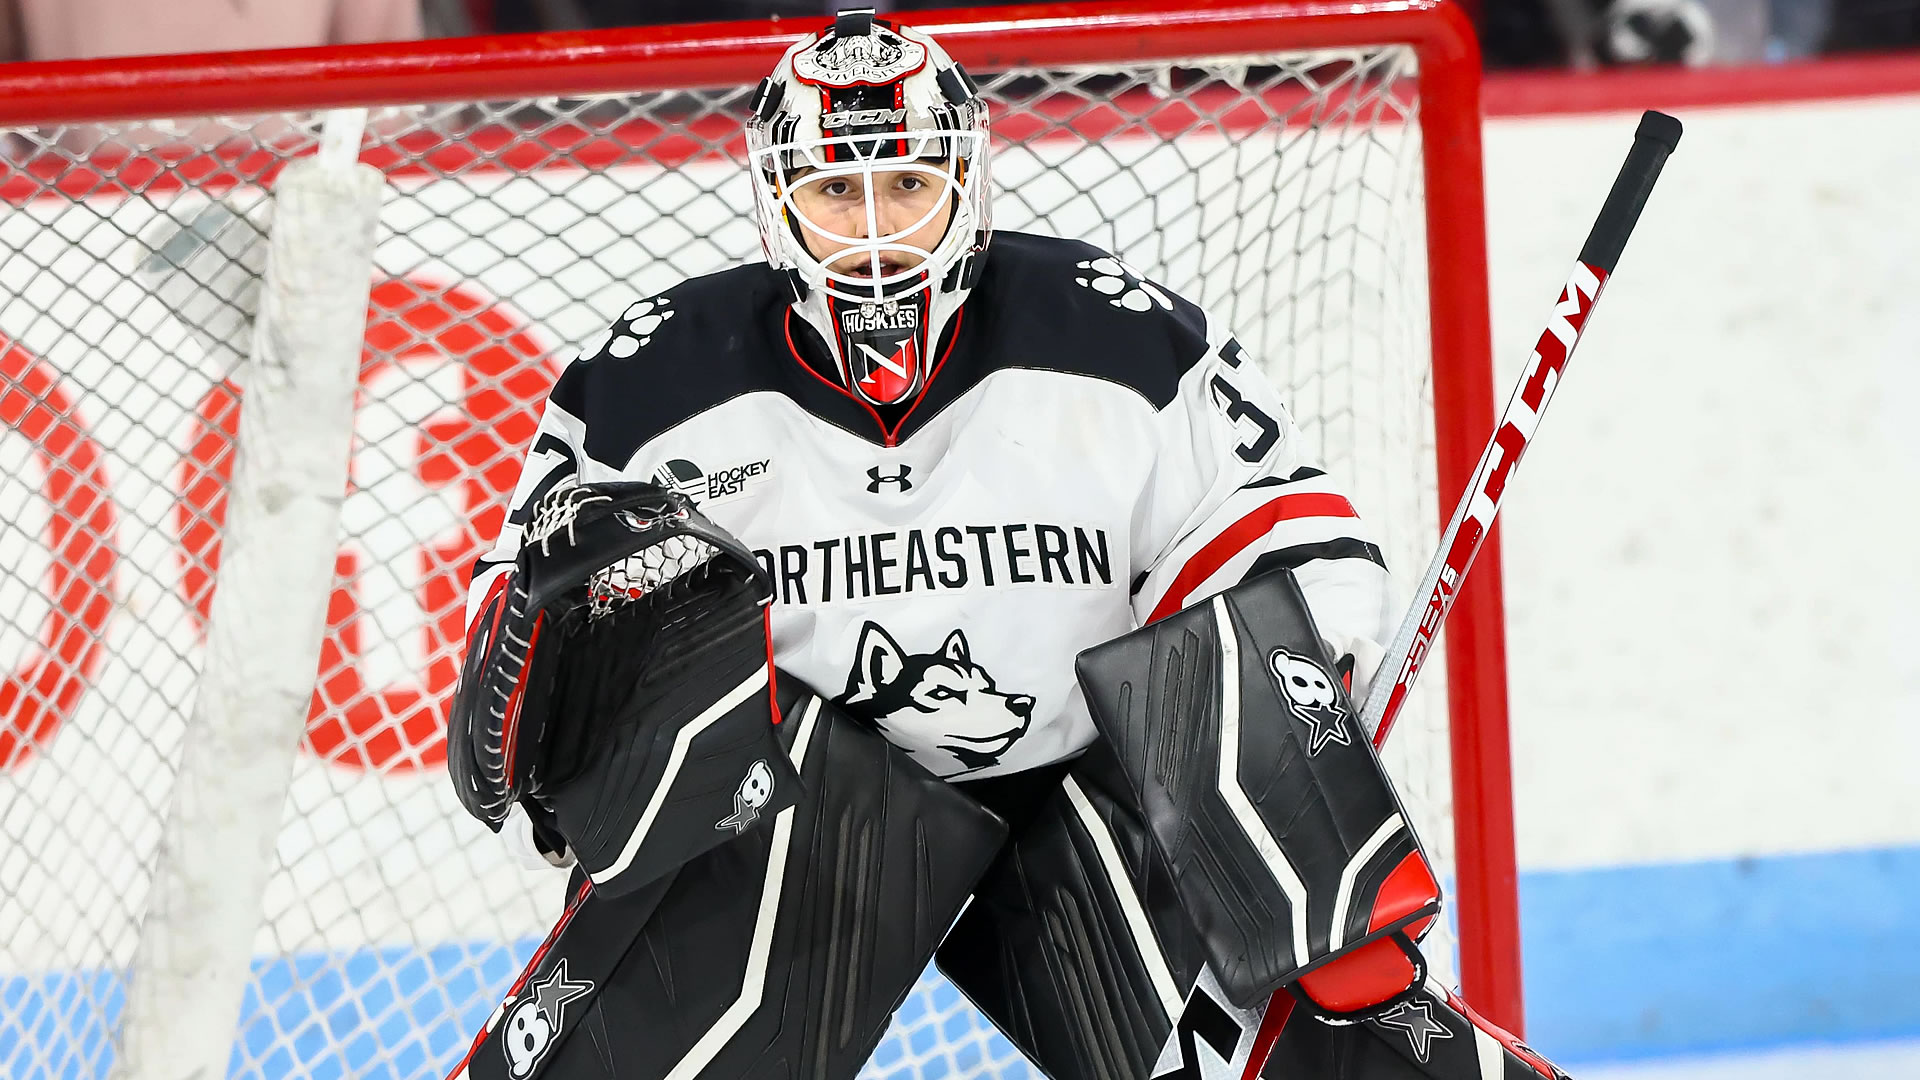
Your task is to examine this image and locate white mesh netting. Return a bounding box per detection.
[0,37,1456,1080]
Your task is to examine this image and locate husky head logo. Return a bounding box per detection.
[836,621,1034,777]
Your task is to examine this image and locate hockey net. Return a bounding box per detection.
[0,2,1511,1078]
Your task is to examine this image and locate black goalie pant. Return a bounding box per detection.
[447,683,1006,1080]
[938,746,1570,1080]
[450,690,1562,1080]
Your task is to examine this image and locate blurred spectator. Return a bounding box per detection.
[474,0,1908,64]
[1478,0,1920,67]
[492,0,817,31]
[1824,0,1920,52]
[0,0,421,62]
[488,0,1026,33]
[1767,0,1836,58]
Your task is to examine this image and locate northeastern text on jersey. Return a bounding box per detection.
[754,523,1114,605]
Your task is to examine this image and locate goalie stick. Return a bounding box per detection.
[1152,110,1683,1080]
[1360,109,1684,748]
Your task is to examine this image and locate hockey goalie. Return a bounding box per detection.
[443,11,1573,1080]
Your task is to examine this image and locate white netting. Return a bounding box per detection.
[587,532,720,618]
[0,37,1454,1080]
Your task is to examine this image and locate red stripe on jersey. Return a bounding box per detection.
[1146,491,1357,623]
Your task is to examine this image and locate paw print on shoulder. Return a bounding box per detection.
[1074,257,1173,313]
[577,296,677,362]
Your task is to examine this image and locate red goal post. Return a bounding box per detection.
[0,0,1520,1072]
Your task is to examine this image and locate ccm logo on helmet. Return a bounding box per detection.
[823,107,907,129]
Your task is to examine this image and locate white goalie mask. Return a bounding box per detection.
[746,9,991,409]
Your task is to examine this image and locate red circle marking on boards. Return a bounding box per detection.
[0,338,118,768]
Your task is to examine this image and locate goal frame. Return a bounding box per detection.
[0,0,1522,1034]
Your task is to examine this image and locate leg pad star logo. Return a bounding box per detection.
[501,957,594,1077]
[1373,998,1454,1062]
[1267,647,1354,756]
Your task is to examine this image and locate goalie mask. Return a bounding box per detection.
[746,9,990,409]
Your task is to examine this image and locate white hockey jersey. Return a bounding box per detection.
[468,231,1396,781]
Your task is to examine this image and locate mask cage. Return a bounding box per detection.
[747,125,989,305]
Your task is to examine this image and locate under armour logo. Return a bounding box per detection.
[867,465,913,493]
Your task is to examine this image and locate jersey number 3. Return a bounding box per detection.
[1208,373,1279,464]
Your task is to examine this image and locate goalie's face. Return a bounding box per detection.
[787,161,957,281]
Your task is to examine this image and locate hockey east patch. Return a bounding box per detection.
[651,456,773,505]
